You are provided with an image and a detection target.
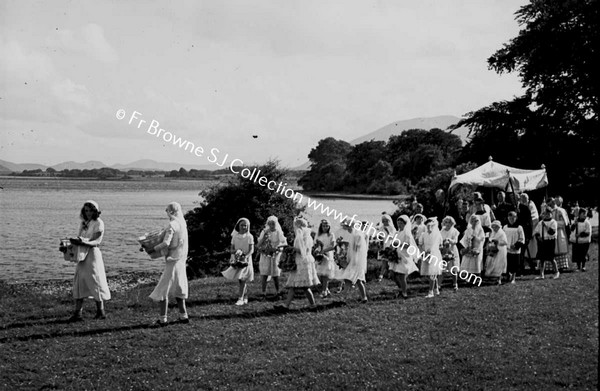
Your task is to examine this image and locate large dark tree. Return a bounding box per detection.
[298,137,352,191]
[453,0,598,204]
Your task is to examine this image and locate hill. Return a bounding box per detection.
[350,115,469,145]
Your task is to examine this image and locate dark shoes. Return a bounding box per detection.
[178,318,190,324]
[94,310,106,320]
[68,313,84,322]
[155,319,168,327]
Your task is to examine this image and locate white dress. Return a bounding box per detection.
[389,230,418,275]
[315,233,337,278]
[149,219,189,301]
[440,227,461,270]
[73,219,111,301]
[286,228,320,287]
[335,229,367,284]
[257,229,286,277]
[418,230,443,276]
[460,225,485,274]
[222,233,255,282]
[484,229,508,277]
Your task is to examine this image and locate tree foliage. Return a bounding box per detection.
[185,160,305,278]
[452,0,598,204]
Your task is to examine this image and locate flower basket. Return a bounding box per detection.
[257,233,278,256]
[138,229,168,259]
[312,240,325,264]
[278,246,297,272]
[334,237,349,269]
[230,249,249,269]
[487,241,499,256]
[441,239,454,262]
[381,246,399,263]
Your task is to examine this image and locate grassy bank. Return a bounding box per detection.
[1,246,598,390]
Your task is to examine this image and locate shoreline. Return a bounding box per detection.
[306,192,405,201]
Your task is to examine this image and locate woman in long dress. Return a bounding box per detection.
[257,216,287,299]
[376,214,397,283]
[418,218,443,298]
[389,215,418,298]
[484,220,508,285]
[222,218,255,305]
[460,215,486,277]
[335,218,368,302]
[68,200,111,321]
[315,219,337,298]
[275,218,320,310]
[149,202,189,325]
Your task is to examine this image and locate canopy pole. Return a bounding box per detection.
[507,171,518,209]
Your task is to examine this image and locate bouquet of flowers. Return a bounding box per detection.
[278,245,297,272]
[230,249,249,269]
[487,240,499,256]
[381,246,399,263]
[461,235,480,257]
[334,237,349,269]
[441,239,455,262]
[369,239,383,253]
[257,233,277,256]
[312,240,325,264]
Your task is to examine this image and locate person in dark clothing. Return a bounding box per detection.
[493,191,516,226]
[517,193,534,275]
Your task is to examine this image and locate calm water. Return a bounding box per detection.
[0,177,396,281]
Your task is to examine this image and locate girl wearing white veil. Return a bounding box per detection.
[390,215,419,298]
[418,217,444,298]
[275,217,320,310]
[376,214,397,283]
[335,218,368,303]
[257,216,287,298]
[460,214,486,277]
[149,202,190,325]
[222,218,255,305]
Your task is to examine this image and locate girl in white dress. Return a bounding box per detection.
[222,218,255,305]
[149,202,190,325]
[440,216,461,291]
[484,220,508,285]
[390,215,418,298]
[275,218,320,310]
[315,219,337,298]
[418,218,443,298]
[460,215,486,276]
[335,218,368,302]
[376,214,397,283]
[257,216,287,299]
[69,200,111,321]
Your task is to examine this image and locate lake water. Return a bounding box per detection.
[0,177,397,282]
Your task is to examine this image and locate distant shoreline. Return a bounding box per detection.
[306,192,405,201]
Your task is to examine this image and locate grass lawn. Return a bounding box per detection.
[1,244,598,390]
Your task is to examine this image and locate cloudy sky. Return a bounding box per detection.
[0,0,527,168]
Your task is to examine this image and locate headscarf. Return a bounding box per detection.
[259,215,285,245]
[85,200,100,211]
[397,214,418,251]
[293,217,312,257]
[165,201,188,259]
[380,214,397,236]
[231,217,251,237]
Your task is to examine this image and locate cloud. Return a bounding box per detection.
[47,23,118,64]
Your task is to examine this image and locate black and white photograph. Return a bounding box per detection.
[0,0,597,389]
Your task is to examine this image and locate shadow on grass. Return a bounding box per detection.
[0,301,348,344]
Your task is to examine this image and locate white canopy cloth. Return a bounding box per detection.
[449,160,548,192]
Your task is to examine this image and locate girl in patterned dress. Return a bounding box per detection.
[257,216,287,299]
[68,200,111,322]
[222,218,255,305]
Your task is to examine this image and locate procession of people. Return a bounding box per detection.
[59,191,595,324]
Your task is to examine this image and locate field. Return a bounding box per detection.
[1,245,598,390]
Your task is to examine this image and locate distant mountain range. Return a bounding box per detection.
[0,115,470,173]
